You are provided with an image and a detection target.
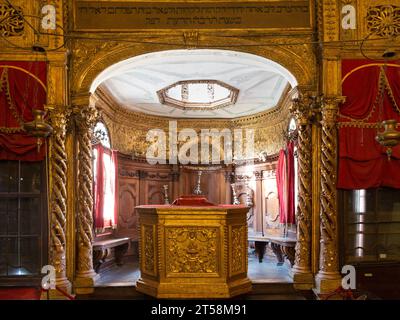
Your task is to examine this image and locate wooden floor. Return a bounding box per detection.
[95,252,292,287]
[85,251,308,300]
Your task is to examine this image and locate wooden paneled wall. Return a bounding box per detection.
[117,153,279,241]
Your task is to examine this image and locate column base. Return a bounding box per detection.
[40,278,73,300]
[74,270,99,295]
[291,268,314,290]
[314,271,341,295]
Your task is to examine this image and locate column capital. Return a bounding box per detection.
[75,104,99,131]
[46,105,70,130]
[320,95,346,123]
[322,95,346,108]
[291,92,320,127]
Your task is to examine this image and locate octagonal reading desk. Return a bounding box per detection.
[135,196,252,298]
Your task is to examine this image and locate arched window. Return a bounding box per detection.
[288,117,297,134]
[93,121,117,232]
[93,121,111,149]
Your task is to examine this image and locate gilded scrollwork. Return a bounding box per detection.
[0,4,24,37]
[165,227,218,274]
[367,5,400,37]
[231,225,246,275]
[143,225,155,275]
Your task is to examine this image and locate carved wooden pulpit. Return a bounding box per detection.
[136,196,252,298]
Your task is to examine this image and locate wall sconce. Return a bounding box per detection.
[375,119,400,160]
[23,109,53,152]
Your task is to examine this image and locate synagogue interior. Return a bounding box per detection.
[0,0,399,300]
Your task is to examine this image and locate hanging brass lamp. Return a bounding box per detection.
[375,119,400,160]
[23,109,53,152]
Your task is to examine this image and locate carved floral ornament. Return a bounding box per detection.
[0,4,24,37]
[367,5,400,37]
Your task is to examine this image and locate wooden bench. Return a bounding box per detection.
[93,237,130,273]
[248,233,296,266]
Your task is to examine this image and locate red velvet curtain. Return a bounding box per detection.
[338,60,400,189]
[93,144,104,229]
[286,141,295,224]
[93,144,119,230]
[276,149,287,223]
[0,62,47,161]
[112,150,119,227]
[276,142,296,224]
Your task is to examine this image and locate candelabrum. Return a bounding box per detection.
[231,183,240,205]
[193,170,203,195]
[163,185,170,204]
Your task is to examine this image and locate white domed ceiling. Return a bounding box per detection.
[91,49,297,119]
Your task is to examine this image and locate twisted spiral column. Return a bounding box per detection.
[48,107,72,293]
[290,94,314,289]
[74,104,99,293]
[316,96,345,293]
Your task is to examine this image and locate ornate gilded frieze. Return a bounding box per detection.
[322,0,340,42]
[0,4,24,36]
[165,227,219,274]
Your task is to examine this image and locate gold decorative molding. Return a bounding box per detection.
[322,0,340,42]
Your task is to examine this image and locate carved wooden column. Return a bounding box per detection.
[290,93,315,289]
[315,96,345,294]
[45,51,72,298]
[47,106,72,296]
[74,101,99,294]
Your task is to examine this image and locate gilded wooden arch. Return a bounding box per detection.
[70,37,316,96]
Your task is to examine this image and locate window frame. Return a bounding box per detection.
[0,160,48,286]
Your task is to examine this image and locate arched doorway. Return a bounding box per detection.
[71,46,313,295]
